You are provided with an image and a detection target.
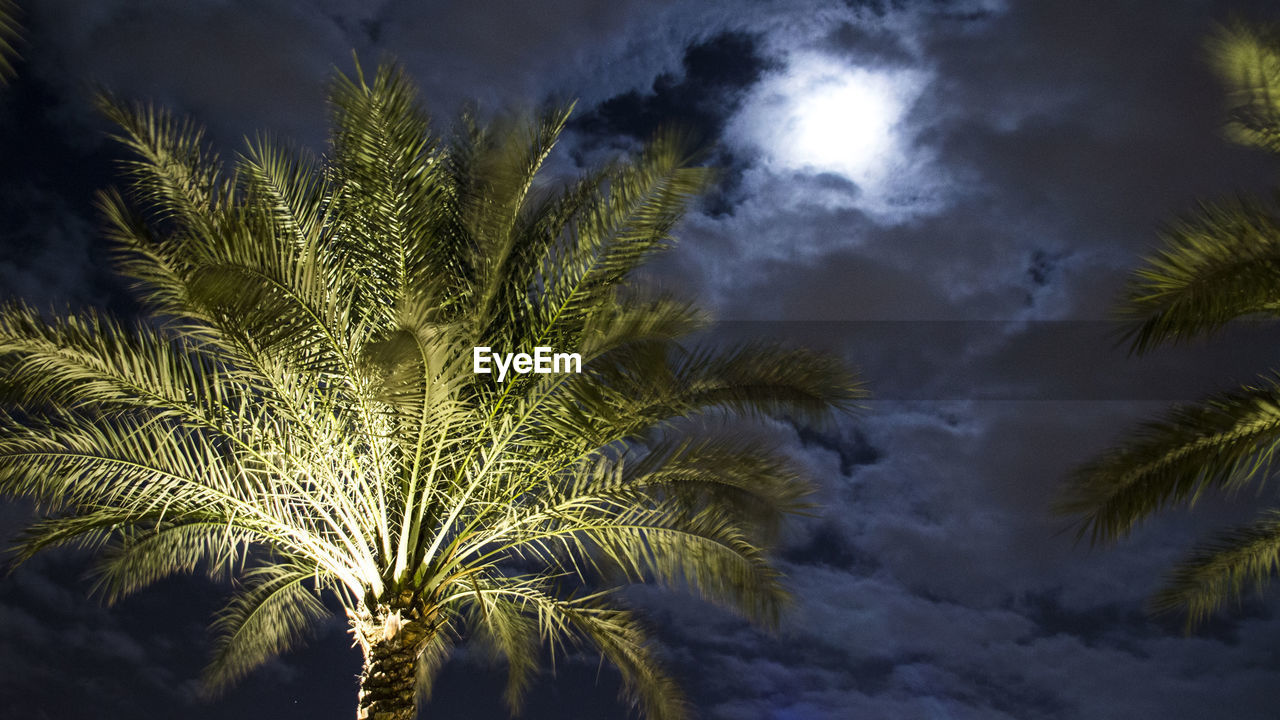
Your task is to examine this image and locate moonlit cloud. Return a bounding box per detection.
[727,52,937,218]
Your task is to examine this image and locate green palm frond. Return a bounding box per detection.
[326,60,449,321]
[453,578,687,720]
[1119,197,1280,354]
[87,521,258,604]
[1059,376,1280,544]
[203,562,331,694]
[460,576,542,712]
[0,0,21,85]
[1151,510,1280,629]
[559,599,688,720]
[412,624,456,705]
[96,94,234,227]
[1115,23,1280,356]
[0,58,862,719]
[529,341,862,456]
[1064,22,1280,630]
[1211,21,1280,152]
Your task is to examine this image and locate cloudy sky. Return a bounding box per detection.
[5,1,1280,718]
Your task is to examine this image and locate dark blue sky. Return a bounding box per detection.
[5,1,1280,718]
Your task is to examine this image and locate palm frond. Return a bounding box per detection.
[534,340,864,453]
[326,60,446,320]
[1151,509,1280,628]
[559,599,689,720]
[238,135,329,252]
[1059,375,1280,543]
[87,520,258,604]
[586,505,790,626]
[1211,21,1280,152]
[619,431,814,541]
[0,0,21,85]
[460,574,542,713]
[203,562,331,695]
[530,133,711,341]
[412,622,456,705]
[96,93,233,228]
[1120,197,1280,354]
[450,578,688,720]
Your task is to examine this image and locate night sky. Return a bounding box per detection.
[5,1,1280,718]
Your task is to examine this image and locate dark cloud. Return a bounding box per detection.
[0,69,120,307]
[570,30,778,216]
[793,422,883,474]
[572,31,776,146]
[821,20,917,66]
[782,520,881,572]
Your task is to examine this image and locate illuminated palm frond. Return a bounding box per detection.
[1212,20,1280,153]
[0,60,862,720]
[1059,377,1280,544]
[1119,198,1280,354]
[1061,22,1280,630]
[1151,510,1280,629]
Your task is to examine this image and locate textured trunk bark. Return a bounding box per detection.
[356,621,427,720]
[357,638,419,720]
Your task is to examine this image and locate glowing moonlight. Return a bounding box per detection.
[734,54,925,187]
[789,68,900,173]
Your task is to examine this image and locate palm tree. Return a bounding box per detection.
[1058,22,1280,629]
[0,61,862,719]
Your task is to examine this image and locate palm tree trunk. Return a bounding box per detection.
[356,612,431,720]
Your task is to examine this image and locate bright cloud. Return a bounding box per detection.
[728,52,942,220]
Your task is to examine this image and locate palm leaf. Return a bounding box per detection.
[559,599,689,720]
[1059,376,1280,543]
[1152,510,1280,628]
[1120,197,1280,354]
[1211,21,1280,153]
[0,0,21,85]
[1064,23,1280,631]
[203,562,331,694]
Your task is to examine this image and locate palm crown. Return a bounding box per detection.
[1058,23,1280,628]
[0,61,861,719]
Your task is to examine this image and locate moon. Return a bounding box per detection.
[734,54,925,192]
[786,65,903,179]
